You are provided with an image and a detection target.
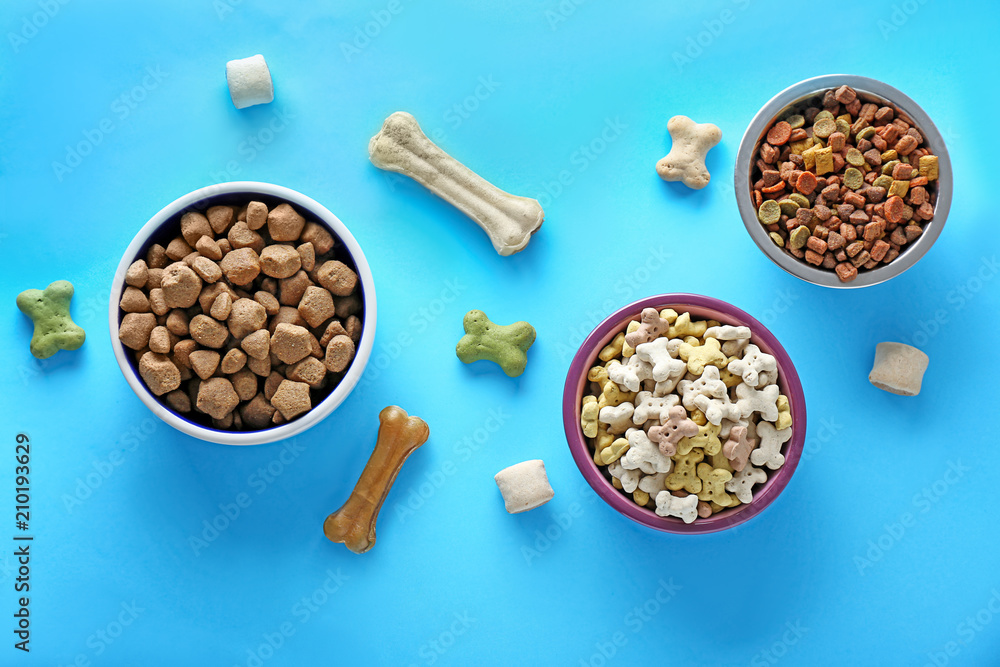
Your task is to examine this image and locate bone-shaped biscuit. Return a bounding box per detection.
[599,403,634,435]
[635,338,687,384]
[655,115,722,190]
[323,406,429,554]
[456,310,535,377]
[750,422,791,471]
[632,391,680,425]
[17,280,86,359]
[620,427,673,475]
[726,463,767,504]
[654,490,699,523]
[369,111,543,256]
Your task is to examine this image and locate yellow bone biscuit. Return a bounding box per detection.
[678,421,722,456]
[666,449,704,494]
[580,395,599,438]
[678,337,727,375]
[668,312,708,339]
[696,463,733,505]
[599,332,625,362]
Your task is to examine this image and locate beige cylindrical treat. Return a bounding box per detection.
[119,286,150,313]
[271,323,312,364]
[287,356,326,388]
[191,256,223,283]
[494,459,555,514]
[138,351,182,396]
[221,348,247,374]
[207,206,234,235]
[219,247,261,285]
[125,260,148,287]
[241,393,276,429]
[869,342,929,396]
[119,313,158,350]
[228,298,267,339]
[210,292,233,320]
[196,377,240,419]
[180,212,213,246]
[226,54,274,110]
[296,242,315,272]
[189,314,229,349]
[324,334,355,373]
[270,380,312,419]
[246,201,268,230]
[189,349,221,380]
[300,222,334,254]
[241,329,271,360]
[278,271,314,306]
[228,221,265,253]
[259,244,302,279]
[267,203,305,242]
[315,260,358,296]
[230,368,258,401]
[298,286,336,328]
[160,263,202,309]
[195,236,223,261]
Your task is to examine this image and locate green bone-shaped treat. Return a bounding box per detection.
[16,280,86,359]
[456,310,535,378]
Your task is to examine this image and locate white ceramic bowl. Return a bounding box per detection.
[109,182,376,445]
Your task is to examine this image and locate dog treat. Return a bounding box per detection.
[324,406,429,553]
[117,199,365,430]
[226,54,274,109]
[17,280,86,359]
[752,85,941,282]
[868,341,929,396]
[369,111,544,256]
[455,310,536,378]
[656,115,722,189]
[494,459,555,514]
[580,309,794,522]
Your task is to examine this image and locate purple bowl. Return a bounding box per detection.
[562,294,806,534]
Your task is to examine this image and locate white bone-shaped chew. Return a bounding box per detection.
[726,464,767,503]
[750,422,791,470]
[728,344,777,387]
[693,393,743,426]
[369,111,543,256]
[621,427,673,475]
[722,337,750,357]
[632,391,680,425]
[599,403,635,435]
[678,366,728,411]
[638,471,668,495]
[608,356,652,393]
[608,460,642,494]
[635,338,687,383]
[655,115,722,189]
[654,490,698,523]
[735,383,780,421]
[704,325,751,341]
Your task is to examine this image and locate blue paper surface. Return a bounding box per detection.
[1,1,998,665]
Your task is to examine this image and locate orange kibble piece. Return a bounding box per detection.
[766,121,791,146]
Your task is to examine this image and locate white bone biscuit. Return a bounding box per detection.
[655,115,722,189]
[599,403,634,435]
[226,54,274,109]
[654,491,698,523]
[750,422,791,470]
[620,428,672,475]
[494,460,554,513]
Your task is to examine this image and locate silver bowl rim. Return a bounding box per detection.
[735,74,953,289]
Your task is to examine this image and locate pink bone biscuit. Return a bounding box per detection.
[722,424,756,472]
[648,405,699,456]
[624,308,670,348]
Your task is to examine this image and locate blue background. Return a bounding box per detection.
[1,1,998,665]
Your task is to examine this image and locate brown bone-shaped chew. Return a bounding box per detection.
[323,406,429,553]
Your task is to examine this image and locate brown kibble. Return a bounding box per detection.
[161,262,203,309]
[221,348,247,374]
[870,239,891,262]
[287,356,327,388]
[278,270,314,306]
[270,380,311,419]
[191,256,223,283]
[296,242,316,272]
[345,315,362,343]
[166,309,190,336]
[269,306,306,334]
[884,196,905,223]
[165,389,191,413]
[254,291,280,316]
[259,244,302,279]
[148,326,174,354]
[217,238,232,255]
[228,298,267,339]
[119,313,157,350]
[180,212,213,246]
[241,329,271,360]
[214,412,234,429]
[826,231,846,251]
[189,314,229,349]
[220,247,261,285]
[146,244,168,269]
[272,411,286,425]
[905,225,923,242]
[260,277,278,295]
[298,286,336,328]
[834,85,857,104]
[835,262,858,282]
[805,236,828,254]
[246,201,268,230]
[210,292,233,320]
[119,286,150,313]
[335,293,362,319]
[230,368,258,401]
[271,323,313,364]
[196,377,240,420]
[319,320,347,347]
[172,339,196,369]
[267,203,306,242]
[324,334,356,373]
[125,260,148,288]
[264,371,284,400]
[195,236,223,261]
[165,236,194,261]
[199,282,235,313]
[189,349,221,380]
[207,206,235,235]
[228,221,265,253]
[148,288,169,315]
[241,394,276,429]
[145,268,164,290]
[139,352,182,396]
[300,222,334,254]
[315,260,358,296]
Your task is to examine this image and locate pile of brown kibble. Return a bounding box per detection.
[752,85,940,283]
[117,200,363,430]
